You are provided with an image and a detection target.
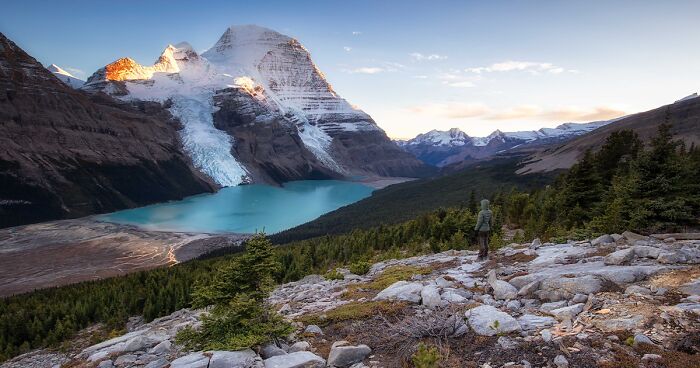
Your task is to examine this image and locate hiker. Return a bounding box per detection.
[474,199,493,260]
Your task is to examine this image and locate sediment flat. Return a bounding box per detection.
[0,218,248,297]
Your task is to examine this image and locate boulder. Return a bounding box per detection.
[622,231,648,243]
[497,336,518,349]
[632,245,661,259]
[373,281,423,303]
[571,294,588,304]
[289,341,311,353]
[327,341,372,367]
[506,300,522,312]
[124,335,156,352]
[611,234,623,242]
[592,234,614,246]
[553,355,569,368]
[530,238,542,249]
[536,276,603,302]
[633,334,655,347]
[625,285,652,295]
[98,361,114,368]
[170,353,210,368]
[658,251,688,264]
[263,351,325,368]
[604,248,635,265]
[540,301,568,312]
[145,359,169,368]
[421,284,445,309]
[680,279,700,295]
[149,340,172,355]
[261,344,287,359]
[209,350,262,368]
[466,305,521,336]
[518,314,556,331]
[541,329,553,343]
[487,270,518,300]
[303,325,323,336]
[114,354,137,366]
[435,276,455,288]
[517,280,541,297]
[549,303,585,321]
[441,289,468,304]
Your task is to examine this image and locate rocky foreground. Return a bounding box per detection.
[4,231,700,368]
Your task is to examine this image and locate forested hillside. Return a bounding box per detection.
[271,156,554,243]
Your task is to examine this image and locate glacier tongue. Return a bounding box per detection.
[169,95,248,186]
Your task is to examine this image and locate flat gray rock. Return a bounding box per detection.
[373,281,423,303]
[209,350,262,368]
[327,341,371,367]
[263,351,325,368]
[466,305,521,336]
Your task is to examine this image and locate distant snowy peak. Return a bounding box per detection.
[46,64,84,88]
[402,120,616,148]
[408,128,471,146]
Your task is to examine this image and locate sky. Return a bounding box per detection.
[1,0,699,139]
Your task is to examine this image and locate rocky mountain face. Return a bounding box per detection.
[398,120,615,167]
[83,25,431,186]
[0,33,215,228]
[7,232,700,368]
[518,95,700,174]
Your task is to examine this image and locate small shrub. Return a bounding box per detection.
[349,260,372,275]
[324,269,344,280]
[412,343,440,368]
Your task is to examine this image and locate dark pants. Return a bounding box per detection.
[478,231,490,259]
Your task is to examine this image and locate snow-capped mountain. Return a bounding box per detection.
[398,119,617,166]
[83,25,428,185]
[46,64,84,88]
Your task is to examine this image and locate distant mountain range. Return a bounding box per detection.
[396,120,616,167]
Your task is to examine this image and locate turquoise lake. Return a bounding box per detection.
[100,180,373,234]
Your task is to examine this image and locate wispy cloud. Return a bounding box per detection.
[436,71,479,88]
[410,52,448,61]
[65,67,86,76]
[408,102,625,122]
[352,31,362,35]
[343,46,352,52]
[465,60,578,75]
[343,67,384,74]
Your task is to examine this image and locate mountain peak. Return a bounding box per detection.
[202,24,291,64]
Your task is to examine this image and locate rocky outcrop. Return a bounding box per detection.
[0,33,214,228]
[7,233,700,368]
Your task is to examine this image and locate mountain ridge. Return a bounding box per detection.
[397,119,615,166]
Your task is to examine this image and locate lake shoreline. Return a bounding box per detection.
[0,178,411,297]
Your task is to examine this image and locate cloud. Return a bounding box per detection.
[412,75,429,79]
[343,46,352,52]
[65,67,86,76]
[539,106,626,122]
[465,60,576,75]
[410,52,448,61]
[408,102,625,122]
[443,81,475,88]
[352,31,362,35]
[343,67,384,74]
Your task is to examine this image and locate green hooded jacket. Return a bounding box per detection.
[474,199,493,232]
